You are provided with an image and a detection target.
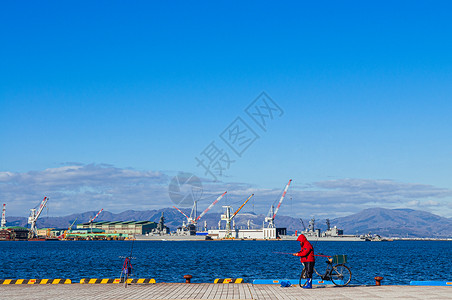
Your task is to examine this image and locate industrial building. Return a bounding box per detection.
[0,226,29,241]
[36,228,66,238]
[65,228,128,240]
[76,221,157,235]
[208,227,287,239]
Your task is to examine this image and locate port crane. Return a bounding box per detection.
[89,208,103,233]
[174,191,227,228]
[173,206,192,225]
[265,179,292,228]
[68,218,78,231]
[300,218,307,231]
[1,204,6,227]
[28,197,49,239]
[59,218,78,239]
[221,194,254,238]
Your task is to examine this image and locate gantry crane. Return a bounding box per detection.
[1,204,6,227]
[174,191,227,229]
[221,194,254,238]
[265,179,292,228]
[28,197,49,238]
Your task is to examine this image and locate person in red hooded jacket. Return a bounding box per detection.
[293,234,315,289]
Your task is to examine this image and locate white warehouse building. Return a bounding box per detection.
[208,227,286,239]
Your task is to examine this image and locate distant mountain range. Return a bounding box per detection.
[331,208,452,238]
[5,207,452,238]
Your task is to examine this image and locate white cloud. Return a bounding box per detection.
[298,178,452,218]
[0,164,171,216]
[1,165,451,218]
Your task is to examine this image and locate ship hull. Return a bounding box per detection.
[279,235,367,242]
[135,235,207,241]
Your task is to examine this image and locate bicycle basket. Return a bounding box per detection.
[333,255,347,264]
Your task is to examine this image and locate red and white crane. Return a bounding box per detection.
[265,179,292,228]
[196,191,227,222]
[172,206,191,223]
[28,196,49,238]
[174,191,227,228]
[89,208,103,232]
[1,204,6,228]
[90,208,104,223]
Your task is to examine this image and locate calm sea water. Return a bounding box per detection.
[1,240,450,285]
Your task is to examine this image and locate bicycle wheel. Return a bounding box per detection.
[299,267,307,287]
[123,259,130,288]
[124,273,128,288]
[331,264,351,286]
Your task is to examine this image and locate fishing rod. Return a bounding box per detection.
[273,252,294,255]
[314,254,331,258]
[129,237,135,258]
[274,252,332,257]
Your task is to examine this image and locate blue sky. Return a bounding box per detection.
[1,1,451,218]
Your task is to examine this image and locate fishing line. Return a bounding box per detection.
[313,236,320,250]
[129,237,135,258]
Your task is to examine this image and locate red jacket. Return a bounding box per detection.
[295,234,315,262]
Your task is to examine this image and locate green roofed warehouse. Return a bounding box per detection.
[76,221,157,235]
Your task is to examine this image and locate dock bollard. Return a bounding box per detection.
[184,275,192,284]
[374,276,384,286]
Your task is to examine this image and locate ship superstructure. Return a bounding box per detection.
[290,217,367,241]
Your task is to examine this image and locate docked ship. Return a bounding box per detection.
[280,218,368,241]
[137,180,375,242]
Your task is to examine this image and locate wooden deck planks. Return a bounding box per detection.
[1,283,451,299]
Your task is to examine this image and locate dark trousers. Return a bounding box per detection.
[303,261,315,278]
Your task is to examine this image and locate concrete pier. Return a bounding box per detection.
[1,283,451,300]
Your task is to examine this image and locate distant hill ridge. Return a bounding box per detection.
[5,207,452,238]
[331,208,452,238]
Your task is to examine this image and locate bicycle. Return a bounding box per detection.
[299,254,352,287]
[120,256,134,288]
[120,238,136,288]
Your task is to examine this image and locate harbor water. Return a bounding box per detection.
[1,240,450,285]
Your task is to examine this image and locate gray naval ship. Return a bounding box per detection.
[135,213,386,242]
[280,218,369,241]
[135,212,208,241]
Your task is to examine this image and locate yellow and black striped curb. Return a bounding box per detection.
[80,278,156,284]
[0,278,156,284]
[0,279,72,284]
[214,278,244,284]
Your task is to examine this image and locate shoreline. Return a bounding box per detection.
[1,237,451,242]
